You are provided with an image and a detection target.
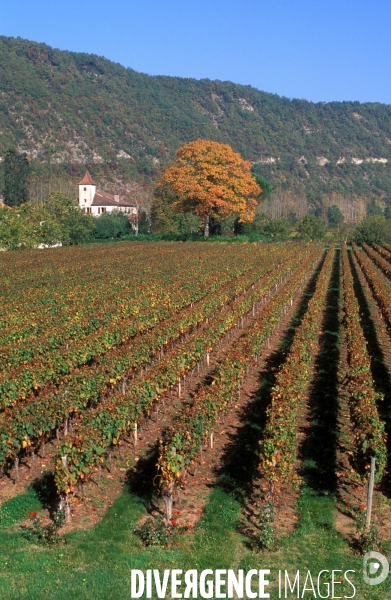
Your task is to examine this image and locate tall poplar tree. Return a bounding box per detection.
[3,149,30,206]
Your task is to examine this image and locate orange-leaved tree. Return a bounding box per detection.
[157,139,261,237]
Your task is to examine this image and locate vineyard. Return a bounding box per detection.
[0,239,391,598]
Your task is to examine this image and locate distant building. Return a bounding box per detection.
[78,171,137,216]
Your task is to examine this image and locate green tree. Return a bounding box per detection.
[235,212,270,237]
[19,201,63,246]
[353,215,391,244]
[49,193,96,244]
[327,204,344,228]
[366,200,384,217]
[263,217,291,241]
[235,213,291,240]
[209,214,237,236]
[287,211,297,225]
[384,205,391,220]
[151,183,200,235]
[296,214,326,240]
[138,211,150,234]
[3,149,30,207]
[0,205,35,250]
[252,172,273,200]
[92,212,130,239]
[151,184,180,235]
[22,192,95,245]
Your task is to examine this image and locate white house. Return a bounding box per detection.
[78,171,137,217]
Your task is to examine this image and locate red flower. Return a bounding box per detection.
[359,504,365,511]
[345,502,351,508]
[171,520,177,526]
[176,510,181,515]
[29,511,37,517]
[188,524,193,529]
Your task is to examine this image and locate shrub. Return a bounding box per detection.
[353,215,391,244]
[21,509,65,547]
[92,212,131,239]
[134,517,172,547]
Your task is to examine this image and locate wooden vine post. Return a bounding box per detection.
[163,447,176,523]
[14,457,19,484]
[134,422,138,447]
[366,457,375,529]
[60,455,72,522]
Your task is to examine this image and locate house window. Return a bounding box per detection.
[98,207,101,214]
[84,187,87,191]
[102,207,106,213]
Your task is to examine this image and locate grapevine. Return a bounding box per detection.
[156,245,325,504]
[352,243,391,333]
[0,242,301,466]
[53,245,316,497]
[259,244,335,489]
[341,243,387,481]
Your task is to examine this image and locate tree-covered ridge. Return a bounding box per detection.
[1,35,391,200]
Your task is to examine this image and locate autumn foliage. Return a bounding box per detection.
[158,139,261,236]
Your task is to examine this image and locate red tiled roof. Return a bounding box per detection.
[78,171,96,186]
[91,190,136,208]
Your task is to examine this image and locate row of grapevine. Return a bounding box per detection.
[1,242,196,323]
[372,242,391,264]
[1,244,258,366]
[352,243,391,332]
[0,243,303,465]
[0,261,200,349]
[362,242,391,280]
[1,240,232,295]
[341,244,387,481]
[382,242,391,255]
[53,245,320,500]
[0,243,255,330]
[1,245,292,407]
[156,246,325,507]
[258,244,335,492]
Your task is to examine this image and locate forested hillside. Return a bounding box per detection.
[1,35,391,201]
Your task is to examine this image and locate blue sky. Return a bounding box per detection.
[1,0,390,104]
